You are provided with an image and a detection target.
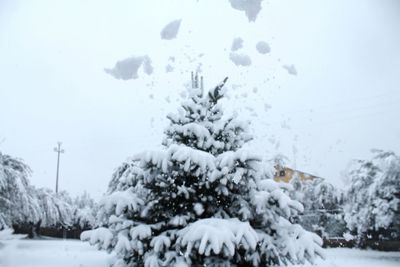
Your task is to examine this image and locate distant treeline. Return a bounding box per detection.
[0,151,98,236]
[287,150,400,247]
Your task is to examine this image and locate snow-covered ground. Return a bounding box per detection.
[0,238,399,267]
[0,237,112,267]
[295,248,400,267]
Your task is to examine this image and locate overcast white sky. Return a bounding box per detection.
[1,0,399,199]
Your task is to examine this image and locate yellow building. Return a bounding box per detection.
[273,165,321,183]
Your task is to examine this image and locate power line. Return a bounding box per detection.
[277,90,400,116]
[261,101,399,129]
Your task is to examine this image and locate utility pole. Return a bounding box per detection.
[53,142,65,194]
[191,71,204,92]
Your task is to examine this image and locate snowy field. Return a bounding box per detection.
[0,237,112,267]
[297,248,400,267]
[0,238,399,267]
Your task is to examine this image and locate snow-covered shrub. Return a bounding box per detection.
[82,77,324,266]
[0,213,6,230]
[0,228,14,240]
[343,150,400,241]
[34,189,98,229]
[34,188,74,227]
[73,191,98,229]
[289,175,345,238]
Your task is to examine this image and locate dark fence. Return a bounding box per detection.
[324,238,400,251]
[12,224,87,239]
[38,227,85,239]
[12,224,400,251]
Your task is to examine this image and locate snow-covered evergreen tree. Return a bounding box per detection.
[82,76,323,266]
[343,150,400,242]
